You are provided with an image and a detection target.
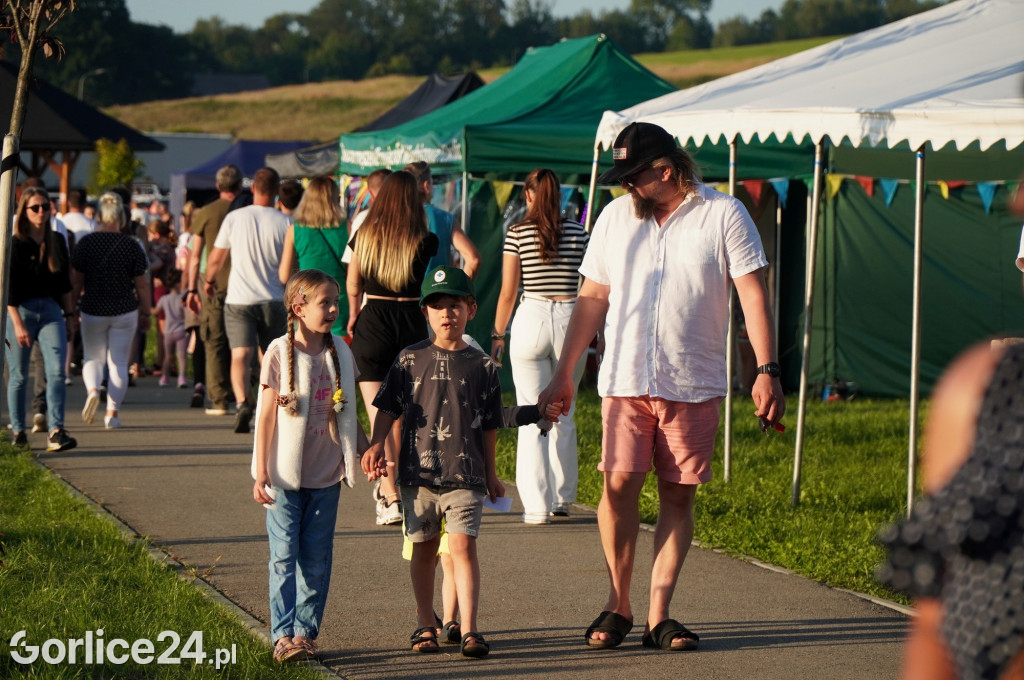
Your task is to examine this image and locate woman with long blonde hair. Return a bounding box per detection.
[491,168,589,524]
[346,170,437,525]
[278,176,349,336]
[6,186,78,451]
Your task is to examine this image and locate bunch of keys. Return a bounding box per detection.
[758,416,786,435]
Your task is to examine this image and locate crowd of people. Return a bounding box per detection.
[8,130,796,667]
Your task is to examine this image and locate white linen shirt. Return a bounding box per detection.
[579,183,767,402]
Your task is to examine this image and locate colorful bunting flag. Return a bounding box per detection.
[742,179,764,206]
[880,178,899,207]
[977,182,998,214]
[825,174,844,201]
[492,181,515,212]
[854,176,874,197]
[769,179,789,209]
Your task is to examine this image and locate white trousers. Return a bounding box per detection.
[509,295,586,520]
[80,310,138,412]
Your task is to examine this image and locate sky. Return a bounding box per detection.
[124,0,784,35]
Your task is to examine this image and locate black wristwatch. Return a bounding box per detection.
[756,362,781,378]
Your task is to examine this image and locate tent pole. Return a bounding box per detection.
[907,147,925,517]
[793,140,825,507]
[724,137,738,482]
[461,170,469,238]
[775,197,782,348]
[585,145,600,232]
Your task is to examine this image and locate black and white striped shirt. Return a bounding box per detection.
[503,219,589,296]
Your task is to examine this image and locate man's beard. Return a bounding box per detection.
[632,192,656,220]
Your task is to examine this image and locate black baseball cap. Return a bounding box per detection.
[597,122,678,185]
[420,265,475,305]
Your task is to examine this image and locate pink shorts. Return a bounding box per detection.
[599,396,722,484]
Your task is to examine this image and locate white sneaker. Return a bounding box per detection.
[550,503,571,517]
[522,513,551,525]
[82,392,100,424]
[373,481,403,526]
[104,415,122,429]
[31,412,47,433]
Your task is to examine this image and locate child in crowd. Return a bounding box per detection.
[252,269,369,663]
[362,266,506,658]
[155,269,188,388]
[403,398,556,647]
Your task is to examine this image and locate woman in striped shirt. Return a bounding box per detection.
[491,168,589,525]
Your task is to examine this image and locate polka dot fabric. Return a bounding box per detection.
[71,231,148,317]
[878,344,1024,680]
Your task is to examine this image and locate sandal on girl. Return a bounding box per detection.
[410,626,440,653]
[641,619,699,651]
[441,620,462,644]
[460,631,490,658]
[273,638,306,663]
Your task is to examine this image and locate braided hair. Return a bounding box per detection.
[283,269,343,444]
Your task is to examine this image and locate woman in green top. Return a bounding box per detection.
[278,176,349,336]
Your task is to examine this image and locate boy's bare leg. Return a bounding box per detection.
[410,537,442,650]
[440,551,458,624]
[590,470,646,642]
[447,533,480,634]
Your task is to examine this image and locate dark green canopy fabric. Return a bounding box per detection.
[337,34,676,176]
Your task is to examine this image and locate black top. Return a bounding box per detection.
[7,231,72,308]
[878,343,1024,680]
[71,231,148,316]
[350,231,438,298]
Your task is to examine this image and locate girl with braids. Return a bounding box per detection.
[252,269,369,663]
[346,170,438,525]
[490,168,589,525]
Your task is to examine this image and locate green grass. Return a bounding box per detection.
[496,388,916,604]
[635,36,838,67]
[0,442,322,679]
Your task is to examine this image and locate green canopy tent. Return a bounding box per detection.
[337,33,677,343]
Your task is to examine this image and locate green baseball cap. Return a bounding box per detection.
[420,265,475,305]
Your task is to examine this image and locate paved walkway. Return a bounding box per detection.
[22,377,908,679]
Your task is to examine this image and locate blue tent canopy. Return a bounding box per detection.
[169,139,313,216]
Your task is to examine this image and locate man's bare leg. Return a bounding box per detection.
[647,478,697,642]
[230,346,254,405]
[590,470,646,642]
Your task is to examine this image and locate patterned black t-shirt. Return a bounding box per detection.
[373,340,504,493]
[71,231,148,316]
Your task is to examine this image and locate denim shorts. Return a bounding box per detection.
[224,301,287,351]
[400,485,484,541]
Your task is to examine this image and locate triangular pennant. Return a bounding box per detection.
[977,182,998,214]
[560,186,575,213]
[879,178,899,207]
[742,179,764,206]
[609,187,628,199]
[938,181,949,200]
[946,180,966,191]
[854,176,874,197]
[714,182,730,194]
[825,174,844,201]
[769,179,789,210]
[492,181,515,213]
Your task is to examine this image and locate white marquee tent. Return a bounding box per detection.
[590,0,1024,512]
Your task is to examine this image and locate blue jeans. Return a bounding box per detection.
[6,297,67,433]
[266,482,340,642]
